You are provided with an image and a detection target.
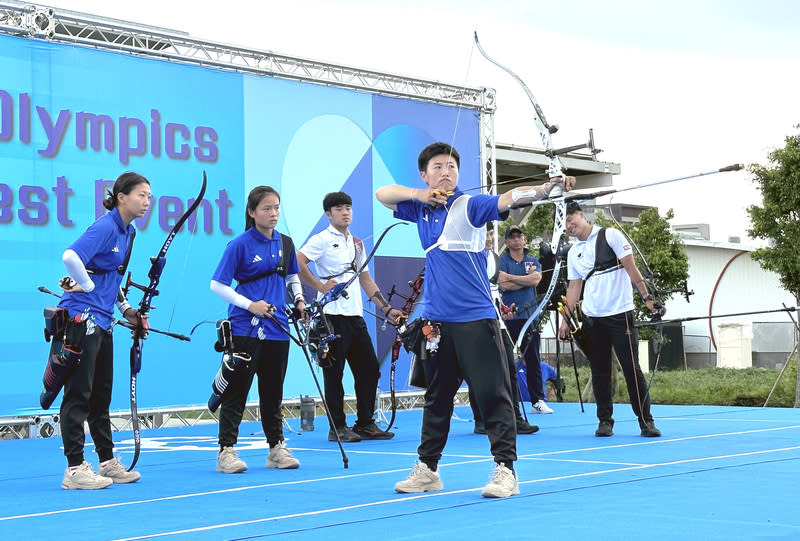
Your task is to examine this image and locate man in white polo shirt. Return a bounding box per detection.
[297,192,402,442]
[557,201,662,438]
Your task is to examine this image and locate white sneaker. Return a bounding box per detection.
[62,461,113,490]
[394,462,443,493]
[98,456,141,484]
[531,400,554,414]
[481,463,520,498]
[217,446,247,473]
[266,442,300,469]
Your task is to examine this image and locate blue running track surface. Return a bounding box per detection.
[1,404,798,540]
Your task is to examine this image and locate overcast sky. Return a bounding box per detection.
[40,0,800,243]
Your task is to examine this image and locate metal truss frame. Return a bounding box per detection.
[0,2,495,112]
[480,108,498,197]
[0,390,482,440]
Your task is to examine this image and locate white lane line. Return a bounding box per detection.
[3,424,798,522]
[110,444,800,540]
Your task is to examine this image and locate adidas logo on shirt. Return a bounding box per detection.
[252,254,263,263]
[112,246,120,253]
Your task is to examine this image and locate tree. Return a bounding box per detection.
[747,128,800,406]
[497,204,552,247]
[747,130,800,305]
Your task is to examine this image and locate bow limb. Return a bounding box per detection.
[474,32,564,182]
[133,172,209,328]
[514,198,567,353]
[125,171,208,472]
[474,32,567,202]
[473,33,570,350]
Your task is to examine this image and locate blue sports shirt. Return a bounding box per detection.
[212,227,298,340]
[59,207,133,331]
[395,191,502,323]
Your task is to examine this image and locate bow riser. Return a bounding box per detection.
[385,267,425,431]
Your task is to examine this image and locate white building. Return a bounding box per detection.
[671,239,796,369]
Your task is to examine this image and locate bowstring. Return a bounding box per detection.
[440,37,520,361]
[166,195,201,333]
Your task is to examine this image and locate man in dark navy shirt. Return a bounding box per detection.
[499,226,553,414]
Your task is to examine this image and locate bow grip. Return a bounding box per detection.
[322,282,349,305]
[548,182,564,198]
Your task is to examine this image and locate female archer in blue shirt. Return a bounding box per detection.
[56,172,149,490]
[210,186,307,473]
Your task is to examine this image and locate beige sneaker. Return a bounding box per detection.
[98,456,141,484]
[217,446,247,473]
[481,463,520,498]
[266,442,300,469]
[62,461,113,490]
[394,462,443,493]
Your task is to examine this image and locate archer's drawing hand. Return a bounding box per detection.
[59,276,84,294]
[386,307,403,324]
[417,187,451,207]
[249,300,276,319]
[501,302,516,321]
[557,319,571,341]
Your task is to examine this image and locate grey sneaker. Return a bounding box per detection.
[217,446,247,473]
[98,456,141,484]
[595,420,614,437]
[328,426,361,443]
[640,421,662,438]
[516,418,539,434]
[481,464,520,498]
[394,462,443,493]
[353,422,394,440]
[266,442,300,469]
[62,461,113,490]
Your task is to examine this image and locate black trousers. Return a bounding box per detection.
[583,311,653,427]
[469,330,523,422]
[60,324,115,467]
[419,319,517,465]
[506,319,545,403]
[218,337,290,447]
[324,315,379,428]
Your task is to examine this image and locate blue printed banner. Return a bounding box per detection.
[0,33,480,414]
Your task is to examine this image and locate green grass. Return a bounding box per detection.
[551,361,798,408]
